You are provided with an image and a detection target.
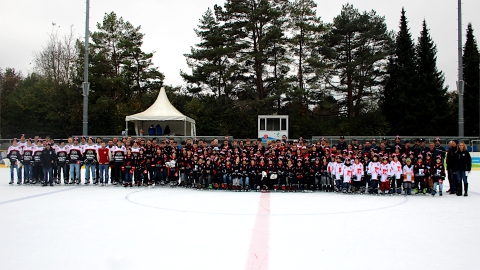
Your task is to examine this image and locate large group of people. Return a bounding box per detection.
[5,134,472,196]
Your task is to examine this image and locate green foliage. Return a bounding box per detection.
[383,8,418,135]
[463,23,480,136]
[322,4,392,118]
[415,20,449,135]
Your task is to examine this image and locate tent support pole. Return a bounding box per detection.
[125,121,128,136]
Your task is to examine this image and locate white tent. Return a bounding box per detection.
[125,87,196,136]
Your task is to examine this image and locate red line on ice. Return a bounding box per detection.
[245,193,270,270]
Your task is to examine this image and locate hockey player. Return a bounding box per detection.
[22,139,35,184]
[257,159,267,192]
[55,141,69,185]
[342,158,354,193]
[40,143,57,186]
[431,155,446,196]
[166,153,179,187]
[32,141,44,185]
[352,156,364,193]
[136,148,147,187]
[67,137,83,185]
[191,155,202,189]
[272,159,283,192]
[403,158,414,195]
[311,158,322,191]
[294,159,305,192]
[203,158,215,190]
[390,155,403,195]
[130,140,141,184]
[367,154,381,194]
[413,155,429,195]
[284,159,295,192]
[231,157,243,191]
[246,159,258,192]
[83,137,98,185]
[112,140,126,186]
[333,156,344,192]
[265,158,277,191]
[122,148,136,187]
[7,140,23,185]
[379,156,393,195]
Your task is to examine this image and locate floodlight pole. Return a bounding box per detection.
[458,0,464,138]
[82,0,90,136]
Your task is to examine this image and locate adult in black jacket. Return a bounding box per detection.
[454,142,472,196]
[445,140,458,194]
[40,143,57,186]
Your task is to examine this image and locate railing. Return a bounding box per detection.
[312,136,479,151]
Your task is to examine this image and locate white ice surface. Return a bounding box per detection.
[0,168,479,270]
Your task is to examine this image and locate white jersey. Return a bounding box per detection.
[403,164,414,182]
[380,163,392,182]
[327,161,336,175]
[390,160,403,179]
[7,145,23,162]
[342,164,354,183]
[352,162,364,181]
[333,162,344,180]
[368,161,381,180]
[17,141,27,149]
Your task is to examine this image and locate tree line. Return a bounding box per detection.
[0,1,479,139]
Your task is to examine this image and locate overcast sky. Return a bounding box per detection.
[1,0,479,92]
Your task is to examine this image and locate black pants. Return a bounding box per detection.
[448,169,456,191]
[113,163,123,182]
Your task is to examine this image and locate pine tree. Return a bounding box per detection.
[383,8,417,135]
[181,7,238,97]
[324,4,392,118]
[415,20,449,135]
[287,0,324,92]
[463,23,480,136]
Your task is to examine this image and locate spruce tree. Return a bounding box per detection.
[463,23,480,136]
[415,20,449,135]
[383,8,417,135]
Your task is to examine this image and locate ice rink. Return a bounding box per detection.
[0,168,479,270]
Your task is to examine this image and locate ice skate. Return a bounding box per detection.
[17,180,22,185]
[9,180,14,185]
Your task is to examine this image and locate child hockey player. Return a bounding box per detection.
[122,148,136,187]
[342,158,354,193]
[431,155,446,196]
[413,155,428,195]
[379,156,393,195]
[274,159,284,192]
[390,155,403,195]
[424,153,434,194]
[352,156,364,193]
[231,157,243,191]
[367,154,381,194]
[294,159,304,192]
[333,156,344,192]
[403,158,414,195]
[284,159,295,192]
[203,158,215,190]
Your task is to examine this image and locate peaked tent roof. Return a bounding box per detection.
[125,87,195,123]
